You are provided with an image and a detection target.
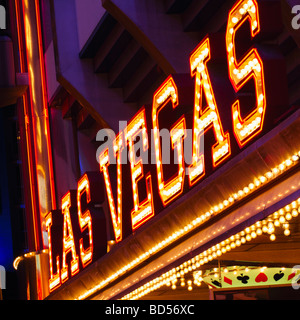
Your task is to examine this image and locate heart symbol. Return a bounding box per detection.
[255,272,268,283]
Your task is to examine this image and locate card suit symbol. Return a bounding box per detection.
[288,272,296,281]
[211,279,222,287]
[237,274,249,284]
[273,271,284,282]
[224,276,232,285]
[255,272,268,283]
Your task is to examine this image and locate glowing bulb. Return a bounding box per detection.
[232,17,239,24]
[256,228,262,236]
[251,231,257,238]
[286,213,292,221]
[292,209,298,217]
[279,216,285,224]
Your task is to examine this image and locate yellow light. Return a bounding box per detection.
[99,135,123,242]
[77,174,93,268]
[61,192,79,283]
[82,149,300,300]
[125,109,155,230]
[13,256,23,270]
[286,213,292,221]
[226,0,266,147]
[292,209,298,217]
[189,37,231,186]
[152,77,186,206]
[121,197,300,300]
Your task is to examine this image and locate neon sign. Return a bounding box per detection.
[47,0,288,293]
[189,37,231,186]
[226,0,266,147]
[153,78,186,205]
[100,134,124,242]
[46,173,107,292]
[125,109,155,229]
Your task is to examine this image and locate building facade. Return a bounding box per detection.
[1,0,300,300]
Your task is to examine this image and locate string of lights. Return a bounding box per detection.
[77,150,300,300]
[121,196,300,299]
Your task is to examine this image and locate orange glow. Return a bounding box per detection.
[45,212,61,292]
[21,0,57,250]
[34,0,57,210]
[152,77,186,206]
[15,0,40,251]
[77,175,93,268]
[61,192,79,283]
[99,134,123,242]
[226,0,266,147]
[125,109,154,230]
[189,37,231,186]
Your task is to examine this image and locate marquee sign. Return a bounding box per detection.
[46,0,289,293]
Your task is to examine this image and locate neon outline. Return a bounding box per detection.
[99,134,123,242]
[61,192,79,283]
[189,37,231,186]
[152,77,186,206]
[226,0,266,147]
[45,212,61,292]
[125,108,154,230]
[77,174,93,268]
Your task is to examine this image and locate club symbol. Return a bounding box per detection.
[237,274,250,284]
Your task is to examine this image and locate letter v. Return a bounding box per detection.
[99,133,123,243]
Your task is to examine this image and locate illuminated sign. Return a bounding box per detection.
[47,0,288,292]
[125,109,155,230]
[226,0,266,147]
[189,37,231,186]
[152,77,186,205]
[202,266,300,289]
[46,173,107,292]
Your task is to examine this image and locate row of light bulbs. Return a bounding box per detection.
[122,197,300,300]
[190,266,287,290]
[77,150,299,300]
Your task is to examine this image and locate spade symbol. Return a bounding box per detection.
[211,279,222,287]
[237,274,250,284]
[274,271,284,282]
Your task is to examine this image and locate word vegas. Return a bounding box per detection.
[46,0,288,292]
